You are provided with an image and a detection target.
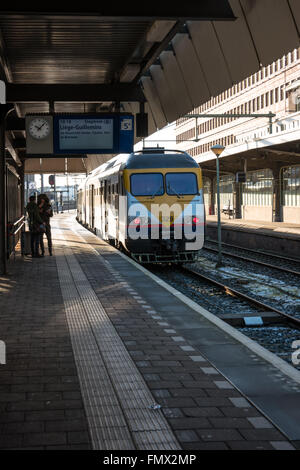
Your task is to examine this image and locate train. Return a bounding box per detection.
[77,148,205,264]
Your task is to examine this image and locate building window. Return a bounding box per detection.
[265,92,269,107]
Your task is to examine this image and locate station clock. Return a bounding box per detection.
[28,117,51,139]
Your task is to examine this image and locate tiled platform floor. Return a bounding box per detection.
[0,213,296,450]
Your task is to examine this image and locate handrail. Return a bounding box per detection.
[11,220,25,236]
[11,215,25,227]
[7,216,26,261]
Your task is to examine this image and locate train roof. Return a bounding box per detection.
[124,150,199,170]
[79,150,199,188]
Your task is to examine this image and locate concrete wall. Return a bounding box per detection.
[242,205,273,221]
[282,206,300,223]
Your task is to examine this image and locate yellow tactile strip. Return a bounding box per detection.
[54,224,180,451]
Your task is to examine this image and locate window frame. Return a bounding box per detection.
[130,172,164,197]
[165,172,198,196]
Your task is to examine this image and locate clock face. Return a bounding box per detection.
[28,118,51,139]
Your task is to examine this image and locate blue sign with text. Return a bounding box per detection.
[53,114,134,154]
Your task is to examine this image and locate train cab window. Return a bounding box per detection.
[131,173,164,197]
[166,173,198,196]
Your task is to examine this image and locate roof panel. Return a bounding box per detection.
[213,0,260,83]
[172,33,210,108]
[240,0,299,65]
[0,18,150,84]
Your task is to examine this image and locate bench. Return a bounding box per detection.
[222,205,235,219]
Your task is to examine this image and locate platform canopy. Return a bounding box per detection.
[1,1,300,174]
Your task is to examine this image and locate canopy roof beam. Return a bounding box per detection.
[6,83,146,103]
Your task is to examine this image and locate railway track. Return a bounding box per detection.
[204,239,300,277]
[182,265,300,330]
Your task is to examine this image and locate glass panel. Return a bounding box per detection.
[214,175,234,206]
[166,173,198,195]
[130,173,164,197]
[242,169,273,206]
[282,166,300,206]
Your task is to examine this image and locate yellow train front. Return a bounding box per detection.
[77,149,205,264]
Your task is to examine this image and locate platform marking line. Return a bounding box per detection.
[55,223,181,451]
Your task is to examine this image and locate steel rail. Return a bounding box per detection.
[182,265,300,329]
[203,245,300,277]
[205,238,300,264]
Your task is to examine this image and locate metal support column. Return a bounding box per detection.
[271,165,282,222]
[0,104,13,274]
[233,182,242,219]
[18,162,25,214]
[215,156,223,267]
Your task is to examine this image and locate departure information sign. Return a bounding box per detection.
[58,118,114,150]
[53,114,134,154]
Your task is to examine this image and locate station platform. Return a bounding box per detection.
[0,213,299,450]
[206,215,300,257]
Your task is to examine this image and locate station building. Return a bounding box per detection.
[176,48,300,223]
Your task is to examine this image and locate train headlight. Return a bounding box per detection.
[128,215,148,226]
[184,215,200,225]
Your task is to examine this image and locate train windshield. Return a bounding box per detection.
[166,173,198,195]
[131,173,164,197]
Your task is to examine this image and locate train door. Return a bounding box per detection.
[118,172,126,244]
[89,185,95,229]
[104,180,108,238]
[84,182,88,225]
[115,181,119,242]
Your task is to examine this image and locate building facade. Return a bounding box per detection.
[175,48,300,223]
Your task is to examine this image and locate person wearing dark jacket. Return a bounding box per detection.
[38,194,53,256]
[26,195,45,258]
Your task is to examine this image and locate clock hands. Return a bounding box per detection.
[29,118,50,139]
[35,122,46,131]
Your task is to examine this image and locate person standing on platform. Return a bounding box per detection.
[38,194,53,256]
[26,195,45,258]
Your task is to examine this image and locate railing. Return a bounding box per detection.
[7,215,26,261]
